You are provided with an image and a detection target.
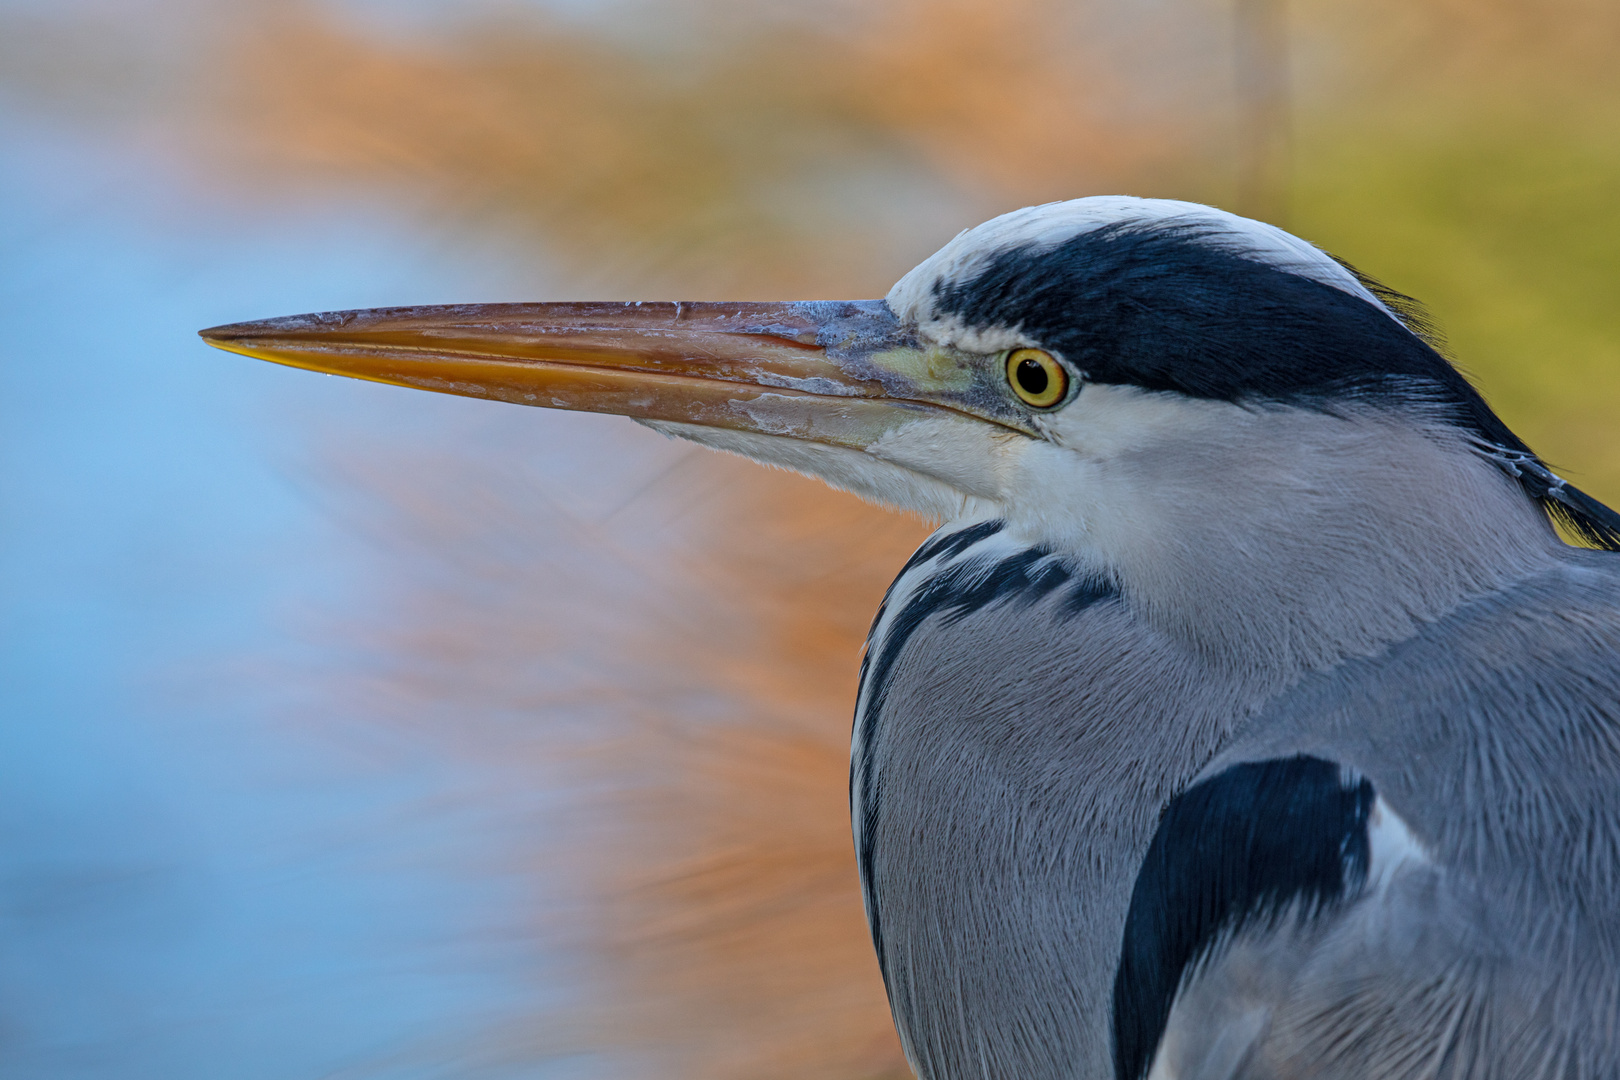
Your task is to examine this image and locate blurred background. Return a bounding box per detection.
[1,1,1617,1077]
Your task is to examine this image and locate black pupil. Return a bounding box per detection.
[1016,357,1049,396]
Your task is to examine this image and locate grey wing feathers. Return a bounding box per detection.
[1131,551,1620,1080]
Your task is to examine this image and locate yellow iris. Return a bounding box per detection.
[1005,348,1068,408]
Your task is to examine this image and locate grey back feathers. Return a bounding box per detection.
[852,198,1620,1080]
[1171,556,1620,1080]
[858,522,1620,1080]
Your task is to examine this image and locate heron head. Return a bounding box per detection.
[200,197,1615,560]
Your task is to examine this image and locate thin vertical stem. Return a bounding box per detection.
[1235,0,1290,223]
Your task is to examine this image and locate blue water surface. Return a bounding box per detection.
[0,105,617,1080]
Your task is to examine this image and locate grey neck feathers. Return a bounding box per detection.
[1070,406,1562,690]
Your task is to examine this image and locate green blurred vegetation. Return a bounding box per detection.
[1289,0,1620,498]
[1298,122,1620,496]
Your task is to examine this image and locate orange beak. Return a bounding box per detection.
[199,300,1023,452]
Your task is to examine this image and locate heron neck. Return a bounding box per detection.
[1032,407,1564,686]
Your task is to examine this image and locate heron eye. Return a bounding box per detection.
[1005,348,1068,408]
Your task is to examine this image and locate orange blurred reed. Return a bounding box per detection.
[199,0,1201,292]
[320,438,927,1078]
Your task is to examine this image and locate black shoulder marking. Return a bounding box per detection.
[854,544,1116,984]
[1111,756,1375,1080]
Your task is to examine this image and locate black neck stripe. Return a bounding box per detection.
[853,525,1116,989]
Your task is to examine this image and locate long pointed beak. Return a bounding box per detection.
[199,300,1016,452]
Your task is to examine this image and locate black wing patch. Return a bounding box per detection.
[1112,756,1375,1080]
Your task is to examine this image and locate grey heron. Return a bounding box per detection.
[201,196,1620,1080]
